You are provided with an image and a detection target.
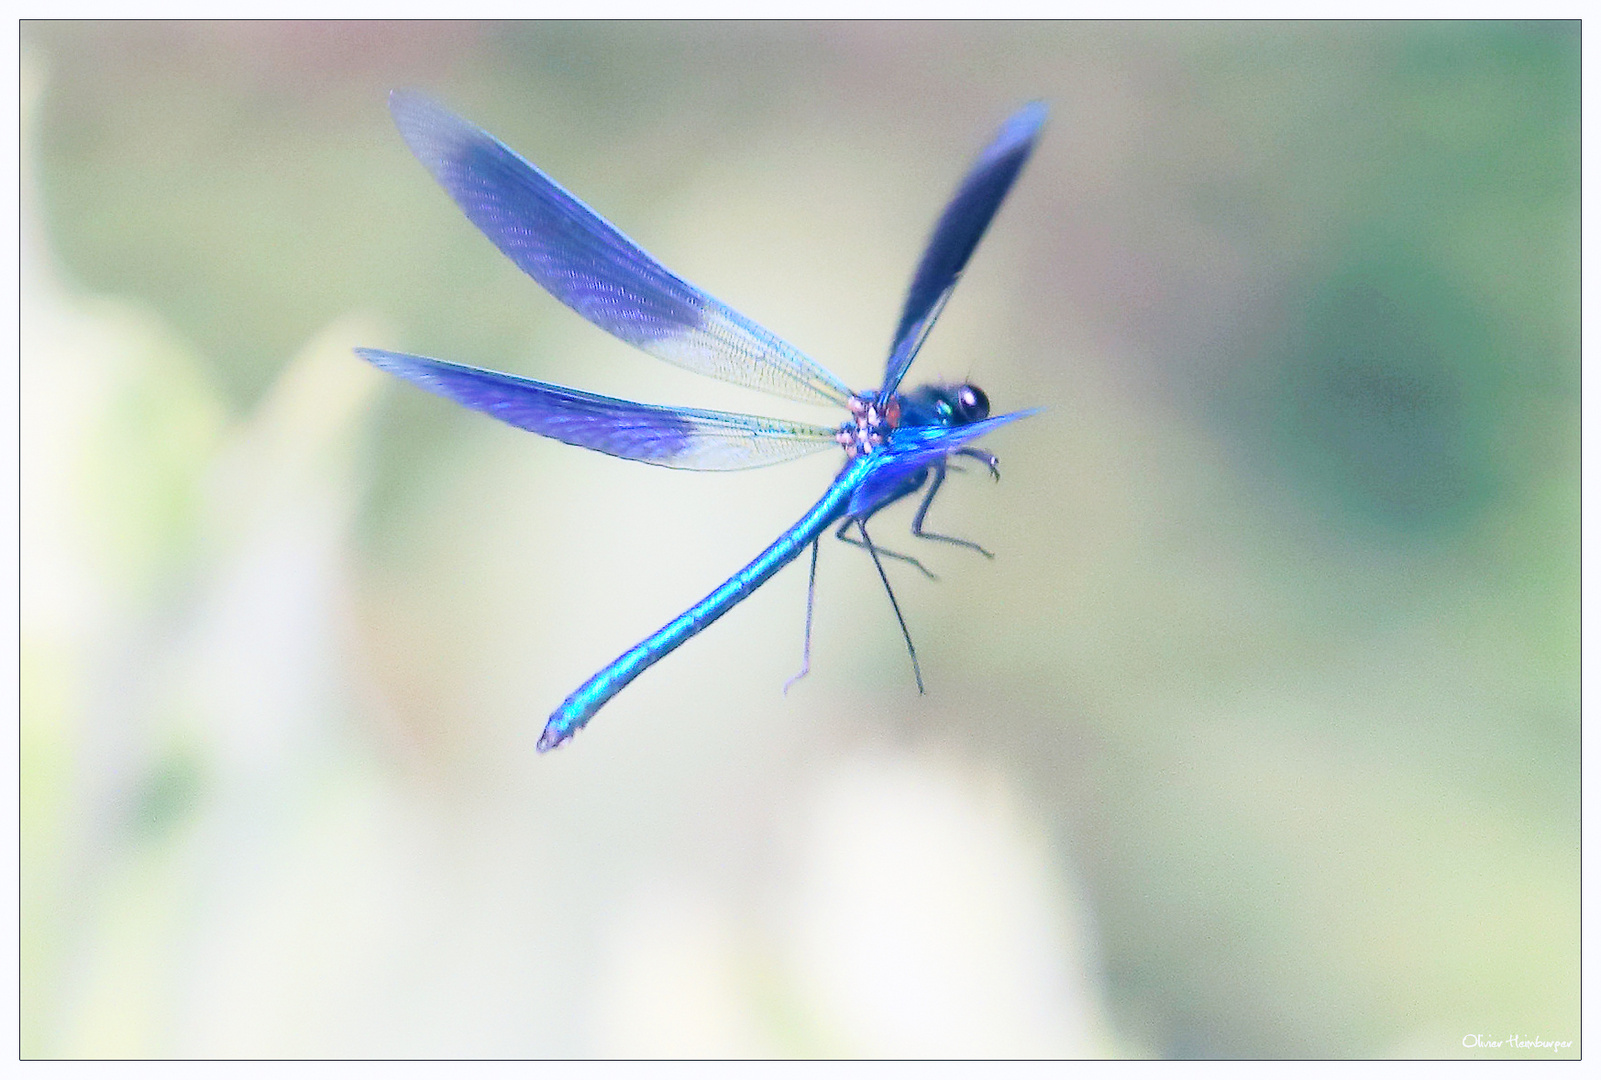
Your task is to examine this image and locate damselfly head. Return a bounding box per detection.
[954,384,990,423]
[898,383,992,428]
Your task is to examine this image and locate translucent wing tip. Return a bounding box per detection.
[387,89,481,182]
[356,346,426,382]
[388,88,440,135]
[991,100,1049,157]
[358,345,463,402]
[388,87,447,129]
[356,345,471,399]
[969,101,1048,185]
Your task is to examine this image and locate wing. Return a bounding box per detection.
[360,349,838,471]
[878,102,1047,404]
[849,409,1041,517]
[388,92,854,409]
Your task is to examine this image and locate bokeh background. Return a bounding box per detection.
[20,21,1578,1059]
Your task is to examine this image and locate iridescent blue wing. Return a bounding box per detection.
[848,409,1041,517]
[360,349,838,471]
[878,102,1047,405]
[388,92,854,409]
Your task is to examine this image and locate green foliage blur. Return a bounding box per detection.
[20,21,1577,1059]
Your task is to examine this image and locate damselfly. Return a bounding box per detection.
[359,93,1045,750]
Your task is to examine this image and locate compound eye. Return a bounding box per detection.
[956,384,990,421]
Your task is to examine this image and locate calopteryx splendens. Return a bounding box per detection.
[358,92,1045,751]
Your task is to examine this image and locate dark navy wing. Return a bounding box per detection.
[388,92,854,409]
[878,102,1047,404]
[360,349,838,471]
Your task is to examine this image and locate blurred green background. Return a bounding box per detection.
[20,21,1577,1059]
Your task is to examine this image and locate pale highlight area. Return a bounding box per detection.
[591,883,772,1057]
[782,753,1104,1057]
[31,315,395,1055]
[23,50,415,1046]
[589,754,1107,1058]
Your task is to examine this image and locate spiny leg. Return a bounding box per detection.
[783,538,821,695]
[911,459,996,559]
[858,520,925,694]
[834,517,938,581]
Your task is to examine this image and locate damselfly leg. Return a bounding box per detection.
[858,520,925,694]
[834,517,939,581]
[910,448,1001,559]
[783,538,822,694]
